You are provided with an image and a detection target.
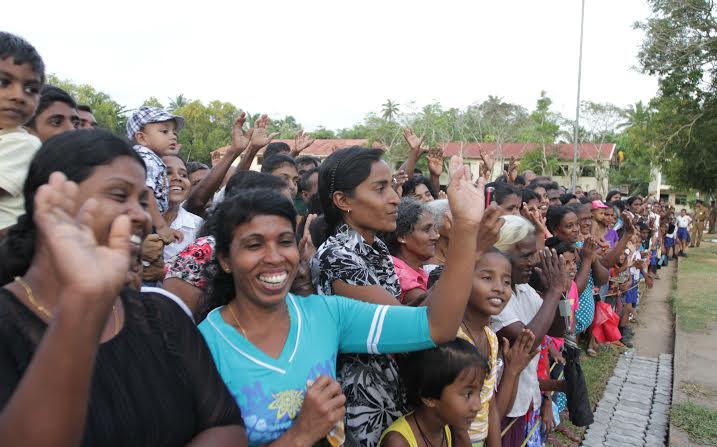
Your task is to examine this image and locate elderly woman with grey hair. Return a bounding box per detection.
[491,214,567,445]
[423,199,452,270]
[382,199,439,304]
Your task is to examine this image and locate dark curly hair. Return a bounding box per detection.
[401,175,436,199]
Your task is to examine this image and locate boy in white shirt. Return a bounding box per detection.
[0,33,43,235]
[676,208,691,256]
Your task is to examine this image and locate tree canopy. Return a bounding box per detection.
[636,0,717,193]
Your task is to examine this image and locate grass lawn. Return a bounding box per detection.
[671,401,717,445]
[670,241,717,332]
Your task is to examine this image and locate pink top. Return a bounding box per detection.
[550,281,579,352]
[391,256,429,303]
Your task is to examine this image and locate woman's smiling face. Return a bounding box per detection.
[220,214,299,308]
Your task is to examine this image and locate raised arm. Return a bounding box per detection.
[575,236,597,293]
[289,131,315,158]
[421,159,498,343]
[427,148,443,196]
[237,115,279,172]
[497,248,567,350]
[0,173,131,447]
[601,213,636,268]
[184,113,250,215]
[400,127,427,177]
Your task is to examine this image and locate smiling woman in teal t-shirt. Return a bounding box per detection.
[199,152,490,446]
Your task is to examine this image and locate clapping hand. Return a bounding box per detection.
[293,214,317,296]
[427,147,444,177]
[503,156,518,183]
[521,201,546,232]
[34,172,131,305]
[502,329,539,376]
[230,112,253,154]
[535,248,566,294]
[478,152,494,180]
[249,114,279,149]
[293,130,315,156]
[447,155,483,227]
[580,235,598,262]
[392,170,409,194]
[402,127,428,156]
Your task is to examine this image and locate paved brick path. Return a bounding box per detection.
[581,350,673,446]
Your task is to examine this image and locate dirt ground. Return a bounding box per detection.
[632,263,675,357]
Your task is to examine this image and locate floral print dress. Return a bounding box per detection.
[311,224,403,447]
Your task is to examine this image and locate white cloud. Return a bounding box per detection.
[5,0,657,130]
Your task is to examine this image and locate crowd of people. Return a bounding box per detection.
[0,32,714,447]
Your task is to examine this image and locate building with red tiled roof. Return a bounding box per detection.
[212,140,616,194]
[211,139,377,165]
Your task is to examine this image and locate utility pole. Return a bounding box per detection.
[572,0,586,192]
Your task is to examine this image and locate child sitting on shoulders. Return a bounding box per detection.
[126,106,185,244]
[381,338,488,447]
[0,32,44,234]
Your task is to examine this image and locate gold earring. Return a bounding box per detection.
[347,209,351,214]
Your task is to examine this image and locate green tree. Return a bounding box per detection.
[268,115,303,139]
[519,91,562,175]
[141,96,164,108]
[381,99,400,121]
[636,0,717,193]
[337,124,370,139]
[173,100,239,164]
[311,127,336,139]
[609,101,655,195]
[168,94,189,112]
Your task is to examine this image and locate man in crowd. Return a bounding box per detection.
[690,200,708,248]
[26,85,79,142]
[77,104,97,128]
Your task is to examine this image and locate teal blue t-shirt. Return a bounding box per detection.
[198,293,434,446]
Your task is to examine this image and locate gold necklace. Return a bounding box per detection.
[227,302,248,338]
[15,276,52,318]
[14,276,120,337]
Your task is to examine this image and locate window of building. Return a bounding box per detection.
[580,164,596,177]
[675,195,688,205]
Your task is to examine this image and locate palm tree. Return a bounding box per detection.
[168,94,189,112]
[381,99,400,121]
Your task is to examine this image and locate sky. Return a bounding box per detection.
[5,0,658,131]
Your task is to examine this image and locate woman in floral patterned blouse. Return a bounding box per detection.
[311,146,496,446]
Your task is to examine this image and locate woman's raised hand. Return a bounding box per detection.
[249,114,279,149]
[447,155,484,227]
[34,172,131,305]
[230,111,253,154]
[402,127,428,155]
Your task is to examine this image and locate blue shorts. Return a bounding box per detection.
[678,227,690,241]
[664,237,675,248]
[624,280,638,305]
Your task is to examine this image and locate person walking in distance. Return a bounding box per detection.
[690,200,708,248]
[708,200,717,234]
